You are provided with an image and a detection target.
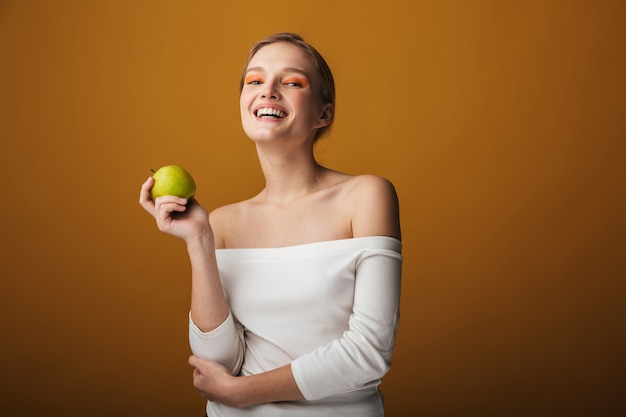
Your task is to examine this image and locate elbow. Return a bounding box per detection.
[344,331,394,384]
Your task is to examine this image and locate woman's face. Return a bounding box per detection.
[239,42,332,145]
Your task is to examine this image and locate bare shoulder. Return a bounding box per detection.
[346,174,397,196]
[346,174,401,240]
[208,200,249,249]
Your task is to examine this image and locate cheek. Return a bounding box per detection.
[239,93,255,134]
[239,92,252,113]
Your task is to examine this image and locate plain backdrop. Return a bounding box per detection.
[1,1,624,416]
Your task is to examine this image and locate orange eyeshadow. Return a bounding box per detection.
[285,77,309,87]
[245,75,264,84]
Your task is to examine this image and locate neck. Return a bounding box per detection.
[254,142,326,205]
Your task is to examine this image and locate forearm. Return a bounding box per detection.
[187,232,230,332]
[228,364,304,408]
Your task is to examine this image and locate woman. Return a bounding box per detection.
[139,32,402,416]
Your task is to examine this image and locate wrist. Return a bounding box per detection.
[221,365,303,408]
[185,229,215,254]
[223,375,251,408]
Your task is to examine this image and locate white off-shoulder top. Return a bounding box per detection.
[189,236,403,417]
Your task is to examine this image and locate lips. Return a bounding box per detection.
[254,106,288,119]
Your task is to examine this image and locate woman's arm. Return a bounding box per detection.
[140,177,244,373]
[188,357,304,408]
[186,230,230,332]
[291,239,402,399]
[139,176,230,332]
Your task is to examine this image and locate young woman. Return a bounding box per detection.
[139,32,402,416]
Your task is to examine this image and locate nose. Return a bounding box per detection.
[261,82,280,99]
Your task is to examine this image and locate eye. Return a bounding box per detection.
[284,80,302,87]
[245,75,264,85]
[283,77,309,88]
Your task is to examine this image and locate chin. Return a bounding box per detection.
[245,131,279,143]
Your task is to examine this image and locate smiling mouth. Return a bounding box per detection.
[255,107,287,119]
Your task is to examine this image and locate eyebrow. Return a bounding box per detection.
[245,66,310,78]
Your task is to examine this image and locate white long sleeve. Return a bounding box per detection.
[189,311,245,375]
[290,241,402,400]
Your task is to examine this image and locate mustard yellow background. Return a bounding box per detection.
[1,1,624,416]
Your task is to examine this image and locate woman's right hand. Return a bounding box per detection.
[139,176,211,243]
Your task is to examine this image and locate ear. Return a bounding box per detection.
[315,103,333,128]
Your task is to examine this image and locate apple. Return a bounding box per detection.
[150,164,196,200]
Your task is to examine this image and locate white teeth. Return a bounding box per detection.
[255,107,287,118]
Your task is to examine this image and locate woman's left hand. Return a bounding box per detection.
[188,355,241,407]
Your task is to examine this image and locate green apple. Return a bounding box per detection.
[150,164,196,200]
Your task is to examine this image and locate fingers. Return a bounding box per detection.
[153,197,187,230]
[189,356,207,394]
[139,176,156,216]
[188,355,202,368]
[155,197,188,216]
[189,362,208,398]
[139,176,154,200]
[140,176,188,221]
